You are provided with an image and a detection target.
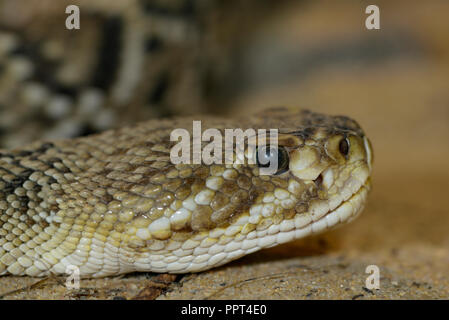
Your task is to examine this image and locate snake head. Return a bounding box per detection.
[157,107,374,273]
[247,108,373,240]
[156,107,374,272]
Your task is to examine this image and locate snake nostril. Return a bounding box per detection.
[314,173,323,189]
[363,136,373,172]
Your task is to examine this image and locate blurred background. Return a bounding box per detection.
[0,0,447,299]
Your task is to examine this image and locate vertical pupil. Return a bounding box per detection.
[256,146,289,175]
[339,138,349,156]
[257,146,277,167]
[266,148,275,159]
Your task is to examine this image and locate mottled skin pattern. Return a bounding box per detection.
[0,0,278,148]
[0,107,373,277]
[0,0,210,148]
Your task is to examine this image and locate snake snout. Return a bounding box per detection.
[363,136,374,173]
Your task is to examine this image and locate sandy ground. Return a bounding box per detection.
[0,0,448,299]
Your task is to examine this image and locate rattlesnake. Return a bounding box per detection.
[0,107,373,277]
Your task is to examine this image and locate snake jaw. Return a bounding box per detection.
[270,121,373,240]
[309,162,371,232]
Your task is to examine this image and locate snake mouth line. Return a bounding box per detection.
[311,176,371,232]
[151,182,372,274]
[321,180,370,225]
[254,179,371,250]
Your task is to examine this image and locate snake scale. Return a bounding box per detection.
[0,107,373,277]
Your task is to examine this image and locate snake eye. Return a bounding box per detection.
[339,138,350,156]
[256,146,289,175]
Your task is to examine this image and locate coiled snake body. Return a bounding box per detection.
[0,107,372,277]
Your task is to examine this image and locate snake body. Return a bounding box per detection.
[0,107,372,277]
[0,0,271,149]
